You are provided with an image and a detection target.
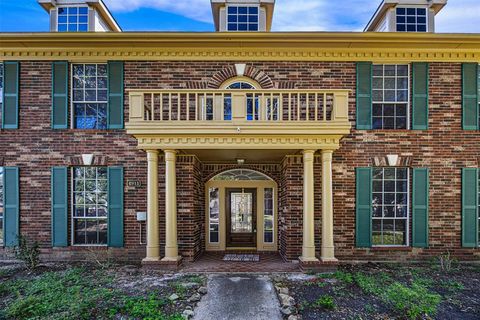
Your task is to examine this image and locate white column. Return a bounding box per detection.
[143,150,160,262]
[321,149,337,262]
[300,149,319,262]
[162,149,181,262]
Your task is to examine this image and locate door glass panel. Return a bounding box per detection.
[264,188,274,243]
[209,188,220,243]
[231,192,253,233]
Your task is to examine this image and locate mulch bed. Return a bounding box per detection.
[282,263,480,320]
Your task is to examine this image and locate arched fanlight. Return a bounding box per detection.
[211,169,272,181]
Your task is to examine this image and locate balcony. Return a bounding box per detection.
[126,89,352,150]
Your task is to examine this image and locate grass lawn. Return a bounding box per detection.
[0,264,205,320]
[281,263,480,320]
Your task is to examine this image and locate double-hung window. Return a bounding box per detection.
[58,7,89,32]
[0,167,3,246]
[396,7,427,32]
[372,168,409,246]
[372,64,409,129]
[72,63,108,129]
[227,6,259,31]
[72,167,108,245]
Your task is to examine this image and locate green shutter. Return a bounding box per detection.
[356,62,372,130]
[462,168,478,247]
[2,62,19,129]
[356,167,372,247]
[52,62,69,129]
[51,167,68,247]
[412,168,429,247]
[462,63,479,130]
[107,61,124,129]
[4,167,19,247]
[108,167,124,247]
[412,63,429,130]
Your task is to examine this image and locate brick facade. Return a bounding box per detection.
[1,61,479,263]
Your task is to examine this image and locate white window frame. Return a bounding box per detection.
[70,62,108,129]
[208,187,220,244]
[395,6,429,32]
[70,167,108,247]
[372,64,411,130]
[264,187,274,244]
[372,167,410,247]
[226,5,260,32]
[56,5,89,32]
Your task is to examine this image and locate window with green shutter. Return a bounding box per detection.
[356,166,429,248]
[462,63,479,130]
[68,61,124,130]
[3,167,19,247]
[2,62,19,129]
[357,62,429,131]
[0,167,4,246]
[462,168,479,247]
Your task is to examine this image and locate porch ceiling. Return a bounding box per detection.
[184,149,301,163]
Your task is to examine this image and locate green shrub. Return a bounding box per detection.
[333,271,353,284]
[14,235,40,271]
[115,294,170,320]
[385,282,441,320]
[314,295,336,310]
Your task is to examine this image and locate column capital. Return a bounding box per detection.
[302,149,317,162]
[164,149,177,161]
[146,149,159,161]
[321,149,334,162]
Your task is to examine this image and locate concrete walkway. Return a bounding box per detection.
[193,274,282,320]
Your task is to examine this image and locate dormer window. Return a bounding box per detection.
[227,6,259,31]
[396,7,427,32]
[57,6,89,32]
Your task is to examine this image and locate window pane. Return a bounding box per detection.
[264,188,274,243]
[73,167,109,245]
[371,167,409,246]
[209,188,219,243]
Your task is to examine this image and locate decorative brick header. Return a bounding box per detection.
[67,155,109,166]
[207,65,274,89]
[372,156,412,167]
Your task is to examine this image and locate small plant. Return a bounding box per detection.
[385,282,441,320]
[438,251,456,272]
[85,247,113,269]
[14,235,40,271]
[334,271,354,284]
[314,295,335,310]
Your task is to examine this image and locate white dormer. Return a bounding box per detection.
[38,0,122,32]
[365,0,447,32]
[211,0,275,32]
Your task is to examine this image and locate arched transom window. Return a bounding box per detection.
[225,81,256,89]
[211,169,272,181]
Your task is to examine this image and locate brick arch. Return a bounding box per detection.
[203,165,280,184]
[207,65,275,89]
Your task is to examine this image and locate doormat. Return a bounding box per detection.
[223,254,260,262]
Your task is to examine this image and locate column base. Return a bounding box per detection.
[142,256,183,271]
[299,257,339,273]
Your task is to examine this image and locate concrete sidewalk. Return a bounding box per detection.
[193,274,282,320]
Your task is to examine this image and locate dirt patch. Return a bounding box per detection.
[0,263,207,320]
[280,263,480,320]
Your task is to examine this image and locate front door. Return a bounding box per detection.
[226,188,257,247]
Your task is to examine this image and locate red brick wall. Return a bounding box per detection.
[1,61,479,263]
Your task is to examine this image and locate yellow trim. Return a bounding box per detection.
[1,32,479,62]
[205,179,278,252]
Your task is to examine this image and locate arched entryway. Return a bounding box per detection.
[205,169,278,252]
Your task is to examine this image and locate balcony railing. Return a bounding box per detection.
[128,89,350,124]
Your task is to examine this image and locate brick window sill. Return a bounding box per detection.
[370,247,413,252]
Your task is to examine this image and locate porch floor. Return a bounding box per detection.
[181,252,301,273]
